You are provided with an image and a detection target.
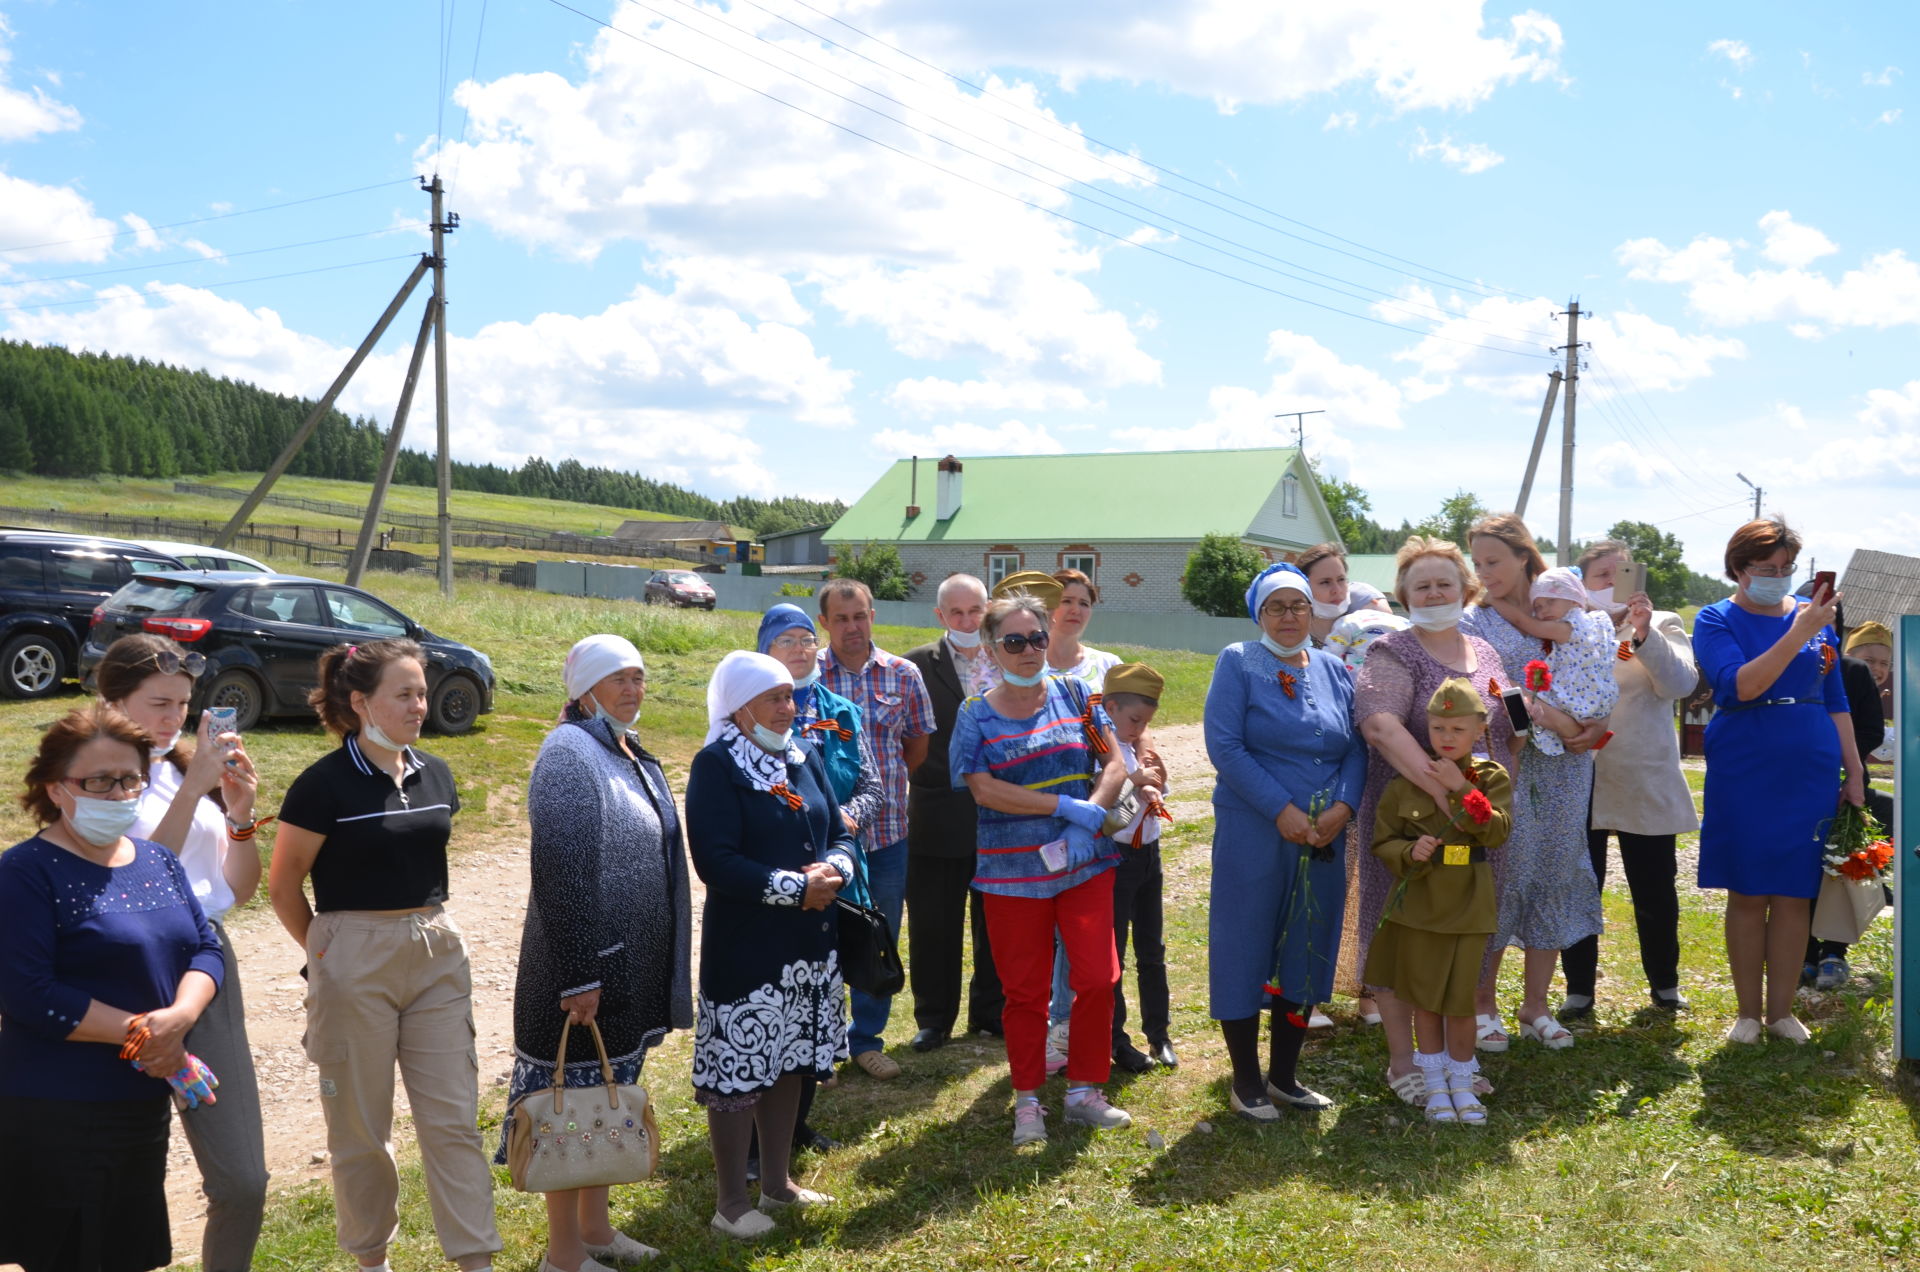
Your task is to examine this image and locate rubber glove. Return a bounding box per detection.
[1062,824,1101,869]
[137,1054,219,1109]
[1054,795,1108,834]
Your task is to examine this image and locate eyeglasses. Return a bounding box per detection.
[771,633,819,653]
[1745,564,1795,578]
[1260,600,1314,619]
[143,650,206,677]
[62,773,148,795]
[996,630,1051,654]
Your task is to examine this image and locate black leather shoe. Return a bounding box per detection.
[793,1126,841,1153]
[1649,987,1690,1012]
[1147,1037,1178,1069]
[910,1027,950,1052]
[1112,1040,1153,1074]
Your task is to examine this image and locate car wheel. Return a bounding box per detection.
[0,632,66,699]
[643,591,659,605]
[203,669,265,732]
[428,673,481,736]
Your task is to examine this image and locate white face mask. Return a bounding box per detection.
[1409,600,1465,632]
[1310,598,1347,621]
[1260,633,1312,659]
[361,717,410,752]
[1585,586,1614,611]
[65,792,142,847]
[945,627,983,649]
[151,734,177,758]
[750,721,793,753]
[790,666,821,690]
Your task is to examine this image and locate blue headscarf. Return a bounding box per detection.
[1245,562,1312,626]
[756,603,816,654]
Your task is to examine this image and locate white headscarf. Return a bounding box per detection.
[564,634,645,702]
[704,650,793,745]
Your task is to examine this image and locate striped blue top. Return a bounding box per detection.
[949,674,1117,899]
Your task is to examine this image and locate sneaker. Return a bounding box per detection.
[1011,1100,1047,1146]
[1814,957,1849,991]
[1044,1021,1069,1075]
[1062,1088,1132,1130]
[1799,961,1818,987]
[852,1049,900,1081]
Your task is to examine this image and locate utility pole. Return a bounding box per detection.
[1515,369,1563,519]
[1552,303,1588,567]
[1737,472,1763,520]
[345,302,436,585]
[428,174,458,598]
[1272,408,1325,452]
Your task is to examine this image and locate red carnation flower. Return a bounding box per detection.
[1461,788,1494,826]
[1524,659,1553,693]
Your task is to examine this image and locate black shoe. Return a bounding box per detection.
[909,1027,950,1053]
[1557,997,1594,1023]
[1649,987,1690,1012]
[1147,1037,1178,1069]
[793,1126,841,1154]
[1112,1040,1153,1074]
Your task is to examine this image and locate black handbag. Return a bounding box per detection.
[833,839,905,996]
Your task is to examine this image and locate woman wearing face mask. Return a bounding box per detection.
[1695,519,1864,1045]
[94,634,268,1272]
[1340,537,1514,1106]
[0,705,225,1272]
[500,635,692,1272]
[1297,542,1393,650]
[685,650,857,1239]
[1203,564,1366,1120]
[1461,514,1604,1054]
[271,639,502,1272]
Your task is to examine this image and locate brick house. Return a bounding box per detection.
[822,447,1343,614]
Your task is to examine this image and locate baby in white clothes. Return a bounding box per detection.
[1524,567,1620,757]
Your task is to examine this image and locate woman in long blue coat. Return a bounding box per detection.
[1205,564,1367,1121]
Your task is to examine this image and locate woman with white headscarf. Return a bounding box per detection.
[686,650,858,1240]
[502,634,692,1272]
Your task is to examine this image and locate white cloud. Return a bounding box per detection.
[655,256,810,326]
[1324,111,1358,131]
[0,170,120,266]
[1804,381,1920,481]
[1876,108,1902,126]
[1708,39,1753,71]
[871,418,1068,457]
[886,377,1093,417]
[1863,66,1901,87]
[1788,322,1823,340]
[121,214,161,252]
[0,16,81,142]
[1618,212,1920,329]
[1409,127,1505,173]
[1773,402,1809,431]
[1756,210,1837,267]
[864,1,1565,114]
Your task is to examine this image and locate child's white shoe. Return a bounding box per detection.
[1447,1058,1488,1125]
[1414,1052,1455,1124]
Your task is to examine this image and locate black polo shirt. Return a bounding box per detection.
[279,733,459,912]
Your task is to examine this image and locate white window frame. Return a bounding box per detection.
[985,552,1021,588]
[1282,473,1300,518]
[1059,552,1097,583]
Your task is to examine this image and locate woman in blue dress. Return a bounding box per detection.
[1695,519,1864,1045]
[1205,563,1366,1121]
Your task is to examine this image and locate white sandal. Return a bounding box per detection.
[1474,1013,1510,1052]
[1415,1055,1454,1123]
[1520,1014,1574,1050]
[1447,1061,1488,1124]
[1386,1067,1425,1105]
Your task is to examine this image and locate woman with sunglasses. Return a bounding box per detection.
[0,704,225,1272]
[93,634,267,1272]
[950,591,1129,1146]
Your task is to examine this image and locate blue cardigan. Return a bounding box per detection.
[1205,642,1367,821]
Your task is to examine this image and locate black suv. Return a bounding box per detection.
[0,530,186,698]
[80,571,496,734]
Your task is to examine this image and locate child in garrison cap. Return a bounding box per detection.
[1364,678,1513,1125]
[1100,661,1177,1073]
[1518,566,1621,757]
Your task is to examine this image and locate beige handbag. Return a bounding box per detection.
[505,1019,659,1194]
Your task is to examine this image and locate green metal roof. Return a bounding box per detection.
[825,448,1321,545]
[1346,554,1400,596]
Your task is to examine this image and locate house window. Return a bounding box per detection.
[1059,550,1097,583]
[985,551,1022,588]
[1282,473,1300,518]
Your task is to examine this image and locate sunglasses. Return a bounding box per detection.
[996,631,1050,655]
[145,650,207,678]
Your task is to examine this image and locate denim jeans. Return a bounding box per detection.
[848,838,909,1055]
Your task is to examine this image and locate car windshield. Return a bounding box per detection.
[669,573,702,584]
[105,579,207,616]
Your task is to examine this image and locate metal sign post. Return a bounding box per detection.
[1898,616,1917,1066]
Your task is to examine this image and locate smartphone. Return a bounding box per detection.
[203,706,240,756]
[1618,561,1648,600]
[1037,839,1069,873]
[1812,570,1836,605]
[1499,685,1532,736]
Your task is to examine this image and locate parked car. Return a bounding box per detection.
[644,568,717,609]
[136,539,272,573]
[0,530,186,698]
[80,571,495,734]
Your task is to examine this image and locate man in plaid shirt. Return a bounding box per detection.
[819,577,936,1080]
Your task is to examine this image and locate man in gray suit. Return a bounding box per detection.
[904,573,1005,1049]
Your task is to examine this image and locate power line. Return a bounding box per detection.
[1585,361,1742,505]
[1647,497,1754,528]
[766,0,1535,303]
[455,0,492,151]
[5,225,430,287]
[1588,354,1744,497]
[641,0,1554,347]
[0,254,423,314]
[539,0,1553,363]
[0,177,421,257]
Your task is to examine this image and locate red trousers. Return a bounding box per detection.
[983,870,1119,1090]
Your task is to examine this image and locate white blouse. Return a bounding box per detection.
[131,759,235,922]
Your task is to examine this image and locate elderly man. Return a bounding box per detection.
[904,574,1007,1051]
[819,577,936,1080]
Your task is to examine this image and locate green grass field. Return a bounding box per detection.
[0,569,1911,1271]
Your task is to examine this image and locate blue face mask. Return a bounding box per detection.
[1744,571,1795,606]
[1260,632,1311,659]
[1002,667,1048,687]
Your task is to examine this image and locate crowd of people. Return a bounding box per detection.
[0,515,1887,1271]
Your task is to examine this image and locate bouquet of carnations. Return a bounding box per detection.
[1811,801,1893,944]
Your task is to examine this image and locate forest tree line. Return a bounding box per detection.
[0,341,845,537]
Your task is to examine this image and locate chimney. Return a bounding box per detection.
[936,455,964,520]
[905,455,920,518]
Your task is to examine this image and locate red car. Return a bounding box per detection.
[644,569,717,609]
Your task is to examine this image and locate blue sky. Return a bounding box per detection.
[1,0,1913,576]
